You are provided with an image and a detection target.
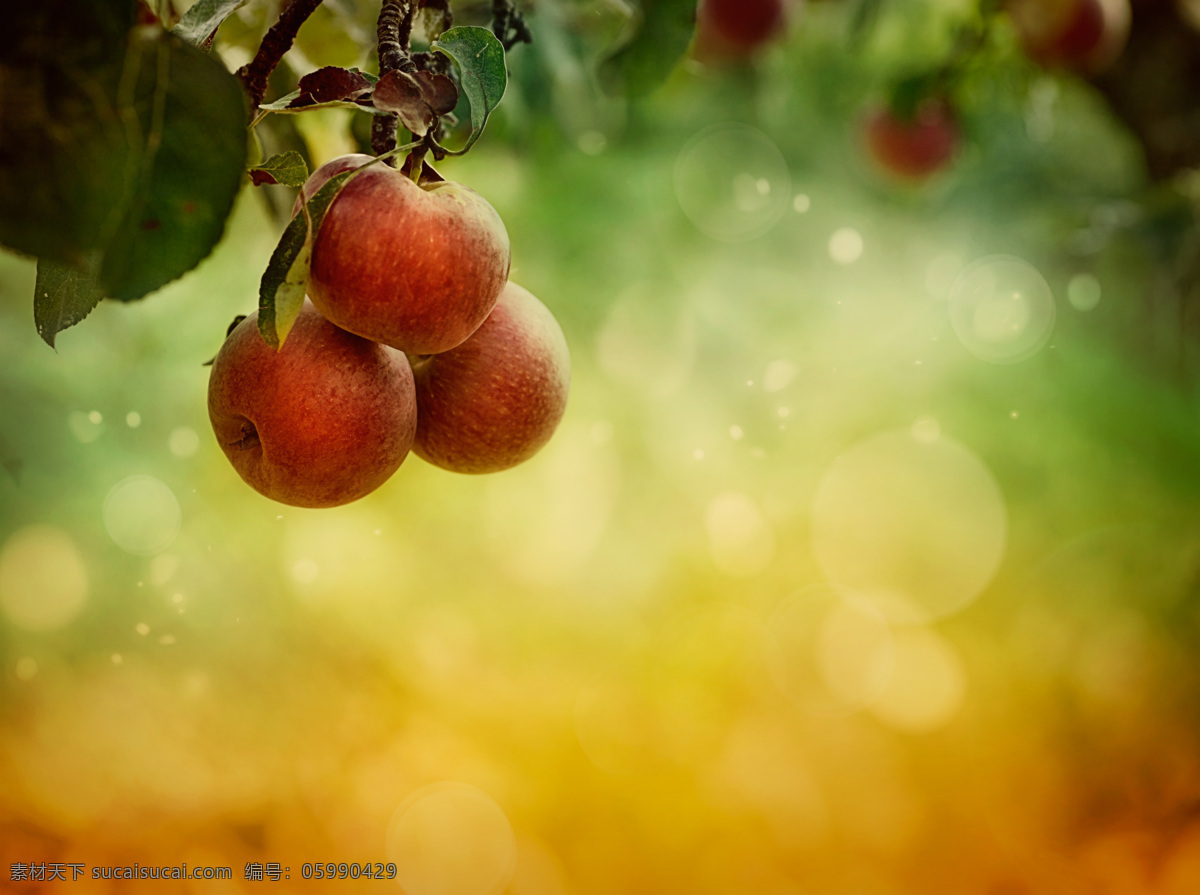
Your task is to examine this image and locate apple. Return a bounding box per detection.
[208,300,417,508]
[409,282,570,474]
[693,0,790,61]
[1006,0,1130,74]
[296,153,511,356]
[862,99,960,182]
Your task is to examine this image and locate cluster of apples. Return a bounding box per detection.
[208,154,570,508]
[859,0,1131,184]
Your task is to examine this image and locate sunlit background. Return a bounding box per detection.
[4,0,1200,892]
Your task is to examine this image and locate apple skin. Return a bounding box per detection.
[694,0,790,61]
[863,100,960,182]
[1007,0,1130,74]
[298,154,511,356]
[409,282,570,474]
[208,300,417,508]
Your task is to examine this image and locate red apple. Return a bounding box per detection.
[409,282,570,474]
[693,0,791,61]
[1007,0,1130,74]
[208,300,417,508]
[297,154,511,356]
[863,99,960,182]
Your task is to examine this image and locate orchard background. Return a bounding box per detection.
[4,0,1200,891]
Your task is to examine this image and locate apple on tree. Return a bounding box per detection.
[862,97,960,182]
[410,281,570,474]
[208,300,417,508]
[1006,0,1131,74]
[297,153,511,356]
[693,0,793,62]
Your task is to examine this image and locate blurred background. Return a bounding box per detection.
[4,0,1200,891]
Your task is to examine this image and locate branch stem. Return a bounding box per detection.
[371,0,419,161]
[237,0,326,111]
[491,0,532,52]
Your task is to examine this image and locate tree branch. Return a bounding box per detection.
[491,0,532,52]
[372,0,419,160]
[237,0,326,111]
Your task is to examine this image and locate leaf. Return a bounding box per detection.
[172,0,249,49]
[373,71,436,137]
[33,257,106,349]
[257,169,356,349]
[416,71,459,116]
[258,90,389,115]
[258,68,381,113]
[598,0,696,98]
[432,26,507,154]
[297,66,374,103]
[0,24,248,305]
[249,151,310,187]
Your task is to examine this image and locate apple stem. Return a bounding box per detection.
[371,0,419,163]
[236,0,326,113]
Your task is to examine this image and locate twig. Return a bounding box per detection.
[237,0,326,111]
[491,0,532,52]
[371,0,419,161]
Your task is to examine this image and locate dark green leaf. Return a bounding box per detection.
[598,0,695,98]
[250,151,310,187]
[0,26,248,304]
[4,1,137,56]
[432,26,507,154]
[172,0,248,48]
[33,257,106,349]
[258,169,356,349]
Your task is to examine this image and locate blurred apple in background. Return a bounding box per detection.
[410,282,570,474]
[693,0,795,61]
[208,301,417,508]
[297,154,511,356]
[862,98,960,182]
[1007,0,1131,74]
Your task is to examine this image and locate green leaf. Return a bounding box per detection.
[33,257,106,349]
[432,26,507,154]
[172,0,249,48]
[598,0,695,98]
[0,25,248,304]
[257,169,356,349]
[250,151,310,187]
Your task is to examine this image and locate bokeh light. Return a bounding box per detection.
[949,255,1056,363]
[811,428,1007,623]
[704,491,776,576]
[102,475,181,555]
[1068,272,1102,311]
[828,227,864,265]
[868,626,967,733]
[673,123,791,242]
[386,783,517,895]
[168,425,200,458]
[0,525,88,631]
[768,584,894,716]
